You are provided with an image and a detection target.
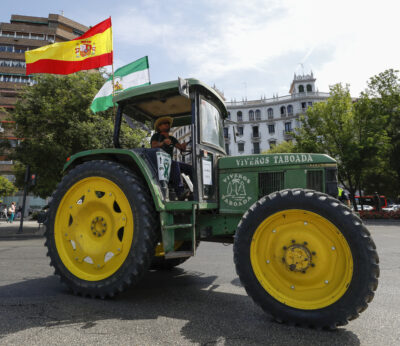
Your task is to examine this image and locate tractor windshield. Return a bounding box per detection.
[199,98,225,151]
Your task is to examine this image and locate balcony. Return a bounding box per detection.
[251,133,261,141]
[283,130,293,139]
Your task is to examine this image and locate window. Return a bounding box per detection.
[255,109,261,120]
[284,122,292,133]
[253,142,260,154]
[280,106,286,117]
[238,142,245,152]
[237,111,243,122]
[308,101,313,107]
[269,140,276,149]
[252,126,259,138]
[299,85,304,93]
[267,108,274,119]
[249,110,254,121]
[0,45,13,52]
[227,112,231,119]
[225,143,230,155]
[268,124,275,134]
[306,84,312,92]
[301,102,307,109]
[237,126,243,136]
[223,127,229,138]
[287,105,293,115]
[199,98,224,150]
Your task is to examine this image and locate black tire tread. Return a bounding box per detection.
[44,160,159,298]
[234,188,379,329]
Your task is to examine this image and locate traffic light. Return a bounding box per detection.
[30,174,36,186]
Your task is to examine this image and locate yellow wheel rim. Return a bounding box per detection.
[55,177,134,281]
[250,209,353,310]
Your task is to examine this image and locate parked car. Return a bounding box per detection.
[382,204,400,212]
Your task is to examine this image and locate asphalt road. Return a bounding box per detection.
[0,222,399,345]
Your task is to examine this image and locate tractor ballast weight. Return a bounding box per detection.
[45,78,379,329]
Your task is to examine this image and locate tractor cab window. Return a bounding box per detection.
[199,98,225,151]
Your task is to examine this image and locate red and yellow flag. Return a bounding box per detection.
[25,18,113,75]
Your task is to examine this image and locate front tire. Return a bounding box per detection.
[234,189,379,329]
[45,160,158,298]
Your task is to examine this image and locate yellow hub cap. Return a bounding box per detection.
[250,210,353,310]
[55,177,134,281]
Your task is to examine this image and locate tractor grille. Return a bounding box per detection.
[307,170,323,192]
[259,172,284,197]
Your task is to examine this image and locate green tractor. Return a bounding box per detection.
[45,78,379,329]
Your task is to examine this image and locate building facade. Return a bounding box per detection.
[0,14,88,179]
[224,73,329,155]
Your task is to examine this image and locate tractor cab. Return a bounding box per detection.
[113,78,228,203]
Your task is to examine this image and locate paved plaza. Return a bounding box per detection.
[0,221,399,345]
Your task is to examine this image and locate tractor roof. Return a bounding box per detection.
[113,78,228,126]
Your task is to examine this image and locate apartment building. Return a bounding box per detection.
[0,13,88,179]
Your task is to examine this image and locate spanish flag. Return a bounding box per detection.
[25,18,113,75]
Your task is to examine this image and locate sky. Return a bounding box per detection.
[1,0,399,101]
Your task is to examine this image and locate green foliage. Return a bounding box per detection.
[360,69,400,197]
[263,140,296,154]
[294,83,390,201]
[12,72,148,198]
[0,176,17,197]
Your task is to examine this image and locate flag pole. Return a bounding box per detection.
[112,61,116,121]
[110,16,116,121]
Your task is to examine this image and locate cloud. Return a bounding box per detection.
[111,0,400,99]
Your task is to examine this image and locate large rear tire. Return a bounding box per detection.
[45,160,158,298]
[234,189,379,329]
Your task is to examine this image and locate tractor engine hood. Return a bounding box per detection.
[218,153,336,170]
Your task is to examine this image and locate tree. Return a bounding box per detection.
[295,84,390,208]
[0,176,17,197]
[263,140,295,154]
[12,72,148,198]
[360,69,400,198]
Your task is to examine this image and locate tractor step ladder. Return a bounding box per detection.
[163,203,197,259]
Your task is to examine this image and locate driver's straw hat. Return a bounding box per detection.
[154,116,173,131]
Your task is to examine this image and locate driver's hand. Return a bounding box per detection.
[163,138,172,145]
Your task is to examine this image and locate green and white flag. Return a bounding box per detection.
[90,56,150,113]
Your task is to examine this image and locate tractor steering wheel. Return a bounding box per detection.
[180,140,192,156]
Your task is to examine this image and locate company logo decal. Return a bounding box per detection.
[222,173,252,207]
[235,154,314,167]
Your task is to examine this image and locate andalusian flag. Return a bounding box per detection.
[25,18,113,75]
[90,56,150,113]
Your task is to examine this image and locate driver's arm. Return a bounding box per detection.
[175,142,187,151]
[151,139,171,148]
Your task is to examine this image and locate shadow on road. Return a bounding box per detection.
[0,269,360,345]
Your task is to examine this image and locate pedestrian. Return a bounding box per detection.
[2,205,7,220]
[373,192,381,212]
[16,206,22,219]
[7,202,16,223]
[338,187,351,207]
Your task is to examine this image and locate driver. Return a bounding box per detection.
[151,116,193,199]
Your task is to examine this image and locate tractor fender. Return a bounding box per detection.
[63,148,165,211]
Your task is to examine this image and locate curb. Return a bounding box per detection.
[363,219,400,225]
